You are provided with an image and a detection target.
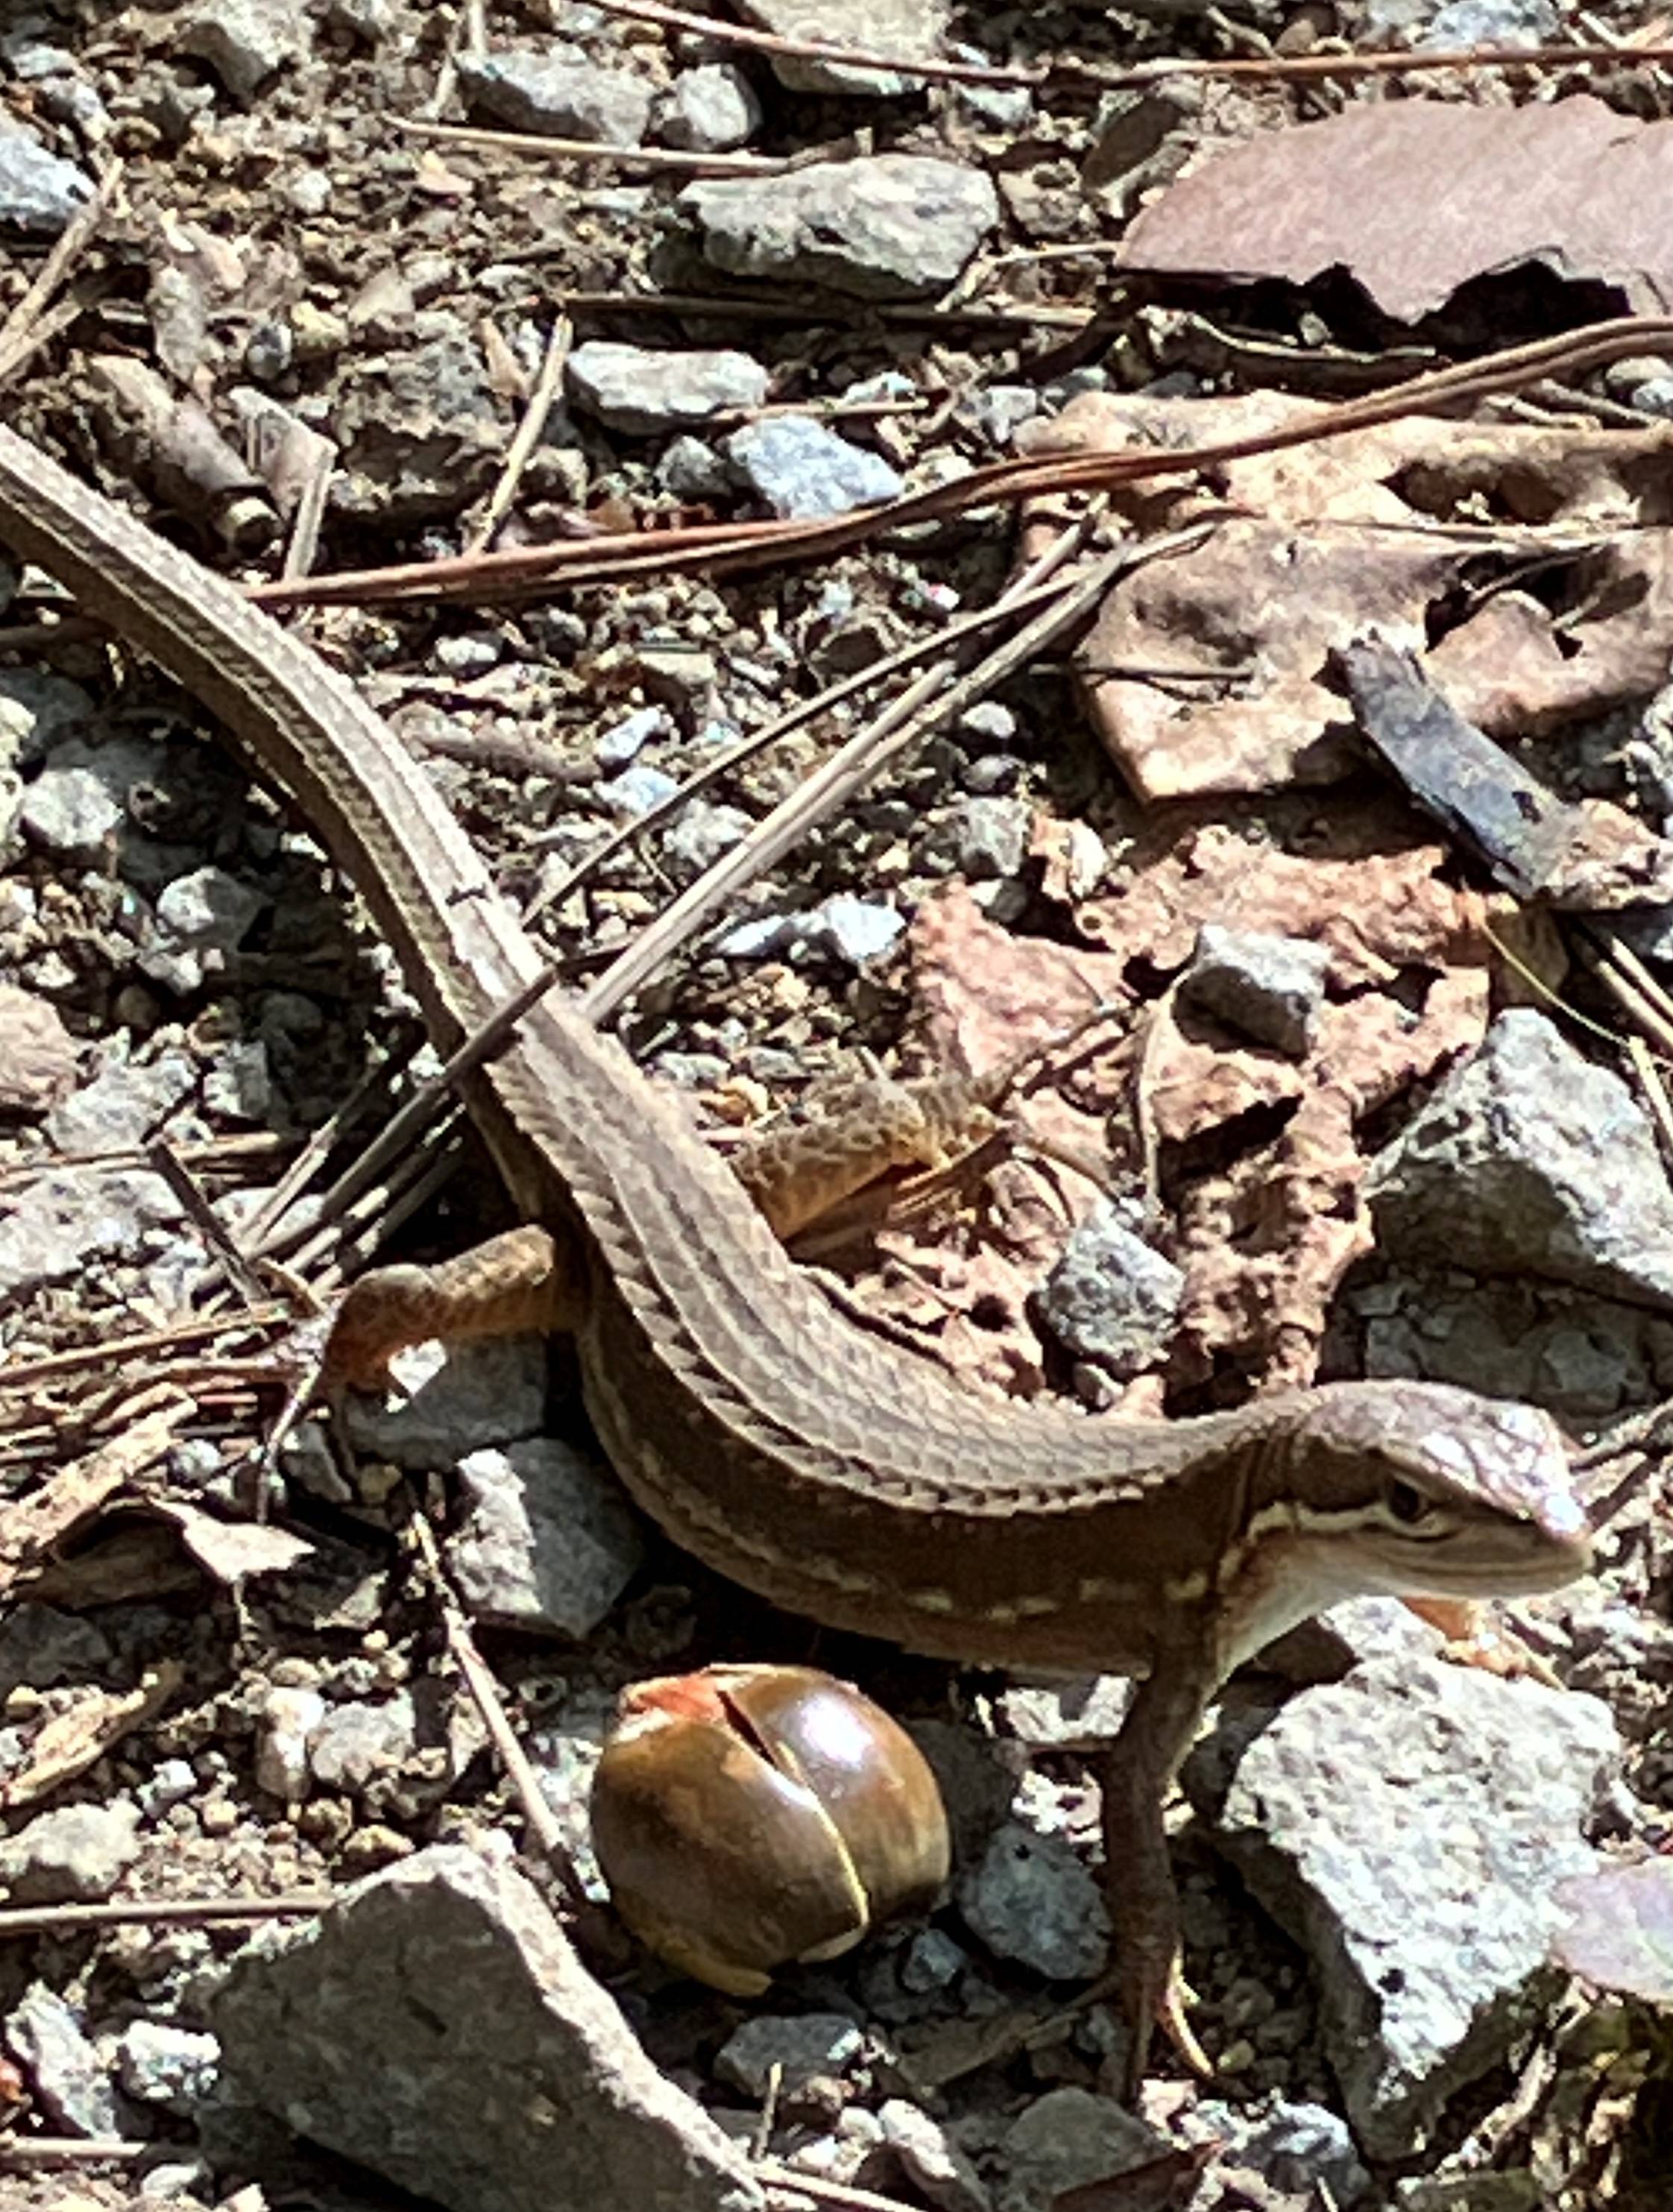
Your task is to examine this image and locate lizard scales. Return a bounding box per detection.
[0,421,1589,1689]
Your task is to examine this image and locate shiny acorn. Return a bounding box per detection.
[590,1663,951,1994]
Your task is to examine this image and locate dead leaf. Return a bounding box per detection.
[1172,968,1489,1387]
[1116,95,1673,324]
[1143,1024,1302,1150]
[0,1399,191,1599]
[147,1499,313,1585]
[894,867,1496,1393]
[1,1662,183,1811]
[1020,388,1673,798]
[1074,810,1491,989]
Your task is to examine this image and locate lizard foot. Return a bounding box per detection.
[1115,1940,1212,2102]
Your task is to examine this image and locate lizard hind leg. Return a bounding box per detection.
[321,1223,581,1395]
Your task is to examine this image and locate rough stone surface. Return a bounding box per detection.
[945,795,1031,882]
[740,0,949,94]
[661,798,752,878]
[1223,2097,1373,2205]
[178,0,309,99]
[1179,922,1331,1056]
[0,1800,143,1902]
[340,1332,549,1468]
[457,48,652,145]
[253,1685,325,1801]
[954,1821,1109,1980]
[716,895,907,967]
[0,983,78,1112]
[998,2087,1166,2212]
[0,115,94,233]
[600,762,680,819]
[306,1692,418,1793]
[447,1437,644,1636]
[1365,1009,1673,1308]
[5,1982,127,2137]
[0,1601,114,1694]
[1032,1200,1184,1379]
[724,417,902,519]
[0,1165,181,1298]
[568,341,768,434]
[879,2097,991,2212]
[994,1673,1134,1748]
[20,763,122,860]
[682,155,999,300]
[116,2020,221,2112]
[0,669,95,768]
[1354,1267,1672,1422]
[1186,1655,1620,2158]
[143,865,265,992]
[658,63,761,151]
[1419,0,1559,45]
[46,1050,197,1152]
[209,1845,762,2212]
[713,2013,865,2097]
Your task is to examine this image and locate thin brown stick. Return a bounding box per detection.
[551,284,1094,333]
[590,1,1673,92]
[0,2139,149,2167]
[241,1048,417,1250]
[279,429,335,582]
[408,1516,590,1913]
[467,316,573,555]
[145,1138,271,1307]
[248,315,1673,610]
[0,158,124,387]
[0,1892,333,1936]
[404,116,790,176]
[0,1307,290,1392]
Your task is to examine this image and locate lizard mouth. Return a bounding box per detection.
[1377,1526,1594,1599]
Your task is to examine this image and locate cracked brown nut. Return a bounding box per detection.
[590,1663,950,1995]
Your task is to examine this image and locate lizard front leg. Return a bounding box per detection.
[321,1221,588,1393]
[1100,1649,1221,2099]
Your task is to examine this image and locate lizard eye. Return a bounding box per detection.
[1384,1478,1433,1526]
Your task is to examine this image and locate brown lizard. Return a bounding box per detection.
[0,423,1593,2093]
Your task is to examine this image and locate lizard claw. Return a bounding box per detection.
[1117,1940,1211,2102]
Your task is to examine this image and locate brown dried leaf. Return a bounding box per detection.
[1,1661,183,1812]
[147,1499,313,1586]
[896,861,1495,1391]
[1143,1024,1302,1149]
[1076,811,1490,988]
[1173,969,1489,1386]
[909,888,1131,1072]
[1116,95,1673,323]
[1022,388,1673,798]
[0,1399,190,1599]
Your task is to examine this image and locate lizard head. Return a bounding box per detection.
[1282,1381,1593,1600]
